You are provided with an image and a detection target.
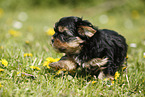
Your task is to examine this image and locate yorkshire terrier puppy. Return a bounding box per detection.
[50,16,127,79]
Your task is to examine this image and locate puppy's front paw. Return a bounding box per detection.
[49,62,60,70]
[49,60,77,71]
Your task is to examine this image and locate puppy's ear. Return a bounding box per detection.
[78,26,97,37]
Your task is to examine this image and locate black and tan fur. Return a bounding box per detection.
[50,16,128,79]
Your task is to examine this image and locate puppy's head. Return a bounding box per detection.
[51,16,97,54]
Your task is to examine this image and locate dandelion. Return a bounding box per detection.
[0,83,3,87]
[25,41,30,44]
[56,69,66,75]
[114,71,120,80]
[46,57,55,62]
[0,46,3,49]
[46,57,60,62]
[122,67,127,71]
[92,81,97,84]
[0,59,8,67]
[43,61,50,66]
[13,21,23,29]
[8,29,21,37]
[46,28,55,36]
[143,53,145,58]
[47,65,51,69]
[43,61,50,69]
[0,8,4,18]
[126,55,128,59]
[24,53,33,57]
[111,81,115,84]
[43,57,60,69]
[17,71,21,75]
[30,66,41,70]
[56,70,62,75]
[0,68,4,72]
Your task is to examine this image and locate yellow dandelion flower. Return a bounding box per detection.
[0,83,3,87]
[24,53,33,57]
[143,53,145,58]
[25,41,30,44]
[8,29,21,37]
[56,70,62,75]
[30,66,35,69]
[47,65,50,69]
[54,58,60,62]
[35,67,41,70]
[0,46,3,49]
[17,71,21,75]
[92,81,97,84]
[0,8,4,18]
[46,57,55,62]
[126,55,128,59]
[0,59,8,67]
[122,67,127,71]
[43,61,50,66]
[56,69,66,75]
[43,57,60,69]
[30,66,41,70]
[46,57,60,62]
[43,61,51,69]
[0,68,4,72]
[46,28,55,36]
[114,71,120,80]
[111,81,115,84]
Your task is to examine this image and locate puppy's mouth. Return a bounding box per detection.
[51,37,84,54]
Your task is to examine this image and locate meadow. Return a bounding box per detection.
[0,3,145,97]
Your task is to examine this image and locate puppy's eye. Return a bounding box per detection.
[58,26,68,33]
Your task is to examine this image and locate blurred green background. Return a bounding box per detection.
[0,0,145,53]
[0,0,144,42]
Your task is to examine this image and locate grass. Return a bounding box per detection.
[0,7,145,97]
